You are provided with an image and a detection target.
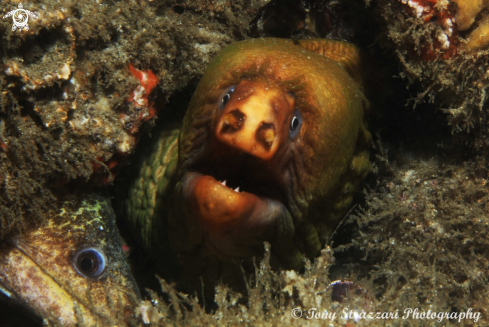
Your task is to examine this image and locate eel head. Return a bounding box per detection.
[172,38,372,269]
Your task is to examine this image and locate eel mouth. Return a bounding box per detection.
[181,169,284,236]
[179,144,291,245]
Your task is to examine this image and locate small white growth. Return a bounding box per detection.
[436,30,450,50]
[141,71,148,84]
[443,18,453,29]
[138,301,153,324]
[139,111,149,120]
[406,0,428,18]
[443,18,453,37]
[44,74,53,83]
[69,115,89,130]
[282,270,300,295]
[402,169,416,182]
[435,0,449,10]
[94,97,111,113]
[132,85,147,107]
[194,43,215,55]
[57,63,71,80]
[117,133,135,153]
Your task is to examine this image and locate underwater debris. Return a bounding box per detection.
[0,190,141,326]
[0,0,271,239]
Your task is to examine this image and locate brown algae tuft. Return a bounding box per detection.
[375,0,489,142]
[0,0,270,239]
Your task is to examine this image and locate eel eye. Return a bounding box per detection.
[289,109,302,138]
[73,246,107,278]
[219,85,236,110]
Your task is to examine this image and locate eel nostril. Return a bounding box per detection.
[221,109,246,134]
[256,122,275,149]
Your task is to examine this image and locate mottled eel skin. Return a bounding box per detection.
[125,38,371,286]
[0,190,140,325]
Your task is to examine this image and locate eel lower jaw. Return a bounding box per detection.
[181,171,285,240]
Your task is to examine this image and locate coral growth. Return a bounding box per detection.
[392,0,489,54]
[0,0,270,239]
[465,14,489,50]
[394,0,458,59]
[452,0,489,31]
[333,149,489,325]
[376,0,489,145]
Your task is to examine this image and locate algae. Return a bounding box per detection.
[0,0,269,239]
[375,0,489,145]
[2,0,489,326]
[121,1,489,326]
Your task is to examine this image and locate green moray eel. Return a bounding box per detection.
[0,190,141,326]
[125,38,371,285]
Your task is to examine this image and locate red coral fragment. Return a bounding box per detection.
[400,0,458,60]
[128,64,158,93]
[127,64,159,107]
[125,64,160,130]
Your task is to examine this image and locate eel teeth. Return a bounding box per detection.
[221,180,227,186]
[234,186,240,192]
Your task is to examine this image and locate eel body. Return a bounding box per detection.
[125,37,371,288]
[0,190,141,326]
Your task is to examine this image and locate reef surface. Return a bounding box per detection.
[1,0,489,326]
[0,0,269,239]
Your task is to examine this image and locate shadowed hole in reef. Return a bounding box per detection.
[173,5,184,14]
[18,98,45,129]
[13,26,70,66]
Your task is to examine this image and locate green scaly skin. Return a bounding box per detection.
[125,127,180,273]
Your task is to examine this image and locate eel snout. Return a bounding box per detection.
[214,79,295,161]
